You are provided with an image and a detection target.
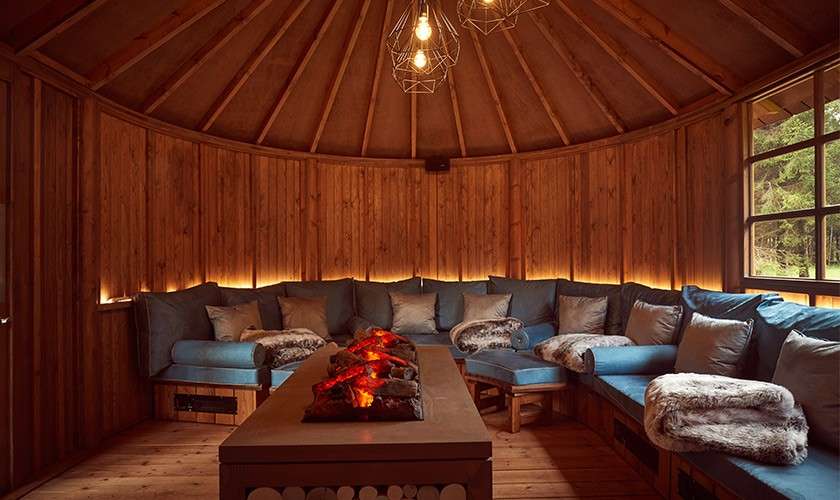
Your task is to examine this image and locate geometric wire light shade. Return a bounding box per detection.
[387,0,460,93]
[457,0,550,35]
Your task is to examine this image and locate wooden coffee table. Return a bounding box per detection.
[219,345,492,500]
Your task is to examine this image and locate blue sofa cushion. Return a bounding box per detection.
[619,282,681,335]
[753,301,840,381]
[466,349,566,386]
[284,278,354,336]
[595,374,656,424]
[134,282,222,377]
[680,286,780,336]
[171,340,265,369]
[511,322,556,350]
[421,279,488,330]
[154,364,267,388]
[585,345,678,375]
[354,277,421,329]
[680,444,840,500]
[220,283,285,330]
[271,360,304,388]
[489,276,557,326]
[556,279,623,335]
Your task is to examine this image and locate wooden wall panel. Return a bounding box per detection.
[366,165,422,280]
[574,147,622,284]
[99,112,147,300]
[419,170,461,280]
[201,145,253,288]
[521,157,574,280]
[253,155,303,285]
[816,296,840,308]
[148,132,202,291]
[622,132,676,289]
[0,69,10,496]
[457,162,510,280]
[313,161,367,280]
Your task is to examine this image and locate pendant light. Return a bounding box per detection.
[387,0,460,93]
[457,0,550,35]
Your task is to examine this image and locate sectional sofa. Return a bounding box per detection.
[133,276,839,499]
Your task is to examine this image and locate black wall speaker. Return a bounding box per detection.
[424,157,450,172]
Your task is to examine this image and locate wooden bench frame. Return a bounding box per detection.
[464,373,567,433]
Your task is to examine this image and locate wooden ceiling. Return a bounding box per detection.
[2,0,837,158]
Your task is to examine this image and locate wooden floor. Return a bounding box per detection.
[20,411,660,500]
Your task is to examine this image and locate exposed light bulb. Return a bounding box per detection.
[413,49,428,69]
[482,0,495,3]
[415,14,432,41]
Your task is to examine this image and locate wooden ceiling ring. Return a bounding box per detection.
[716,0,811,58]
[591,0,741,95]
[199,0,313,132]
[310,0,374,153]
[86,0,226,90]
[256,0,346,145]
[361,0,394,157]
[142,0,274,115]
[530,11,626,134]
[10,0,110,55]
[28,50,92,87]
[447,69,467,157]
[502,28,572,145]
[469,30,517,154]
[553,0,679,116]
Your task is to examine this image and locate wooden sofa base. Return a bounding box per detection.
[153,382,268,426]
[568,382,739,500]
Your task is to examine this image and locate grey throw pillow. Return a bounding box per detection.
[205,300,263,342]
[390,292,437,335]
[675,312,753,377]
[773,331,840,450]
[625,300,683,345]
[277,296,330,339]
[556,294,608,335]
[462,292,511,323]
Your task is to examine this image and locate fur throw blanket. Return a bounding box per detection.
[645,373,808,465]
[240,329,326,368]
[450,318,523,353]
[534,334,634,372]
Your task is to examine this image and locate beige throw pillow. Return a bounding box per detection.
[205,301,262,342]
[390,292,437,335]
[674,312,753,377]
[462,293,511,323]
[277,296,330,339]
[625,300,683,345]
[556,294,607,335]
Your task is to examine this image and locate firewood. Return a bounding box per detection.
[373,379,419,398]
[402,485,418,498]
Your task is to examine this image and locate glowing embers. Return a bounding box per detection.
[387,0,460,93]
[303,329,423,421]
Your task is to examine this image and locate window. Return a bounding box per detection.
[747,65,840,282]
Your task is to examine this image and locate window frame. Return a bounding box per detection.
[743,64,840,295]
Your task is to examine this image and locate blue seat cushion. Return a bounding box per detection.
[421,279,488,330]
[466,349,566,386]
[153,364,267,388]
[595,374,657,424]
[585,345,677,375]
[681,444,840,500]
[271,361,304,388]
[511,323,556,350]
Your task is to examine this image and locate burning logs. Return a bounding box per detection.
[303,329,424,422]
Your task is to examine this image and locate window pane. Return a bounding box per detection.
[752,147,814,215]
[752,77,814,156]
[827,140,839,206]
[752,217,815,278]
[825,66,839,134]
[827,214,840,280]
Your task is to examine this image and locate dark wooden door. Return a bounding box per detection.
[0,59,11,496]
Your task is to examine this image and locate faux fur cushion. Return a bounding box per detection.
[534,334,634,372]
[240,329,326,368]
[645,373,808,465]
[450,317,523,353]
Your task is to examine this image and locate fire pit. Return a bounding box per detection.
[303,329,423,421]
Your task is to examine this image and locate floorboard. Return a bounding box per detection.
[20,412,659,499]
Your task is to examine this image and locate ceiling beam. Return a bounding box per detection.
[469,30,517,154]
[502,28,571,145]
[9,0,109,55]
[361,0,394,156]
[310,0,373,153]
[591,0,741,95]
[256,0,345,145]
[142,0,273,115]
[716,0,810,58]
[447,71,467,157]
[530,11,626,134]
[199,0,311,132]
[554,0,679,116]
[86,0,224,90]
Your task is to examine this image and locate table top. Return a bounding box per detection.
[219,345,492,464]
